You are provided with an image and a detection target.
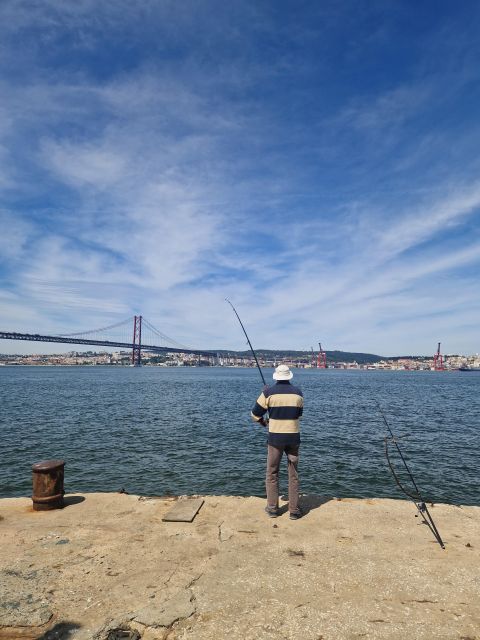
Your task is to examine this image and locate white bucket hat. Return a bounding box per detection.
[273,364,293,380]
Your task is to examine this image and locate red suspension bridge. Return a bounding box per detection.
[0,315,215,366]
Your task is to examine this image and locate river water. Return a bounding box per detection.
[0,367,478,504]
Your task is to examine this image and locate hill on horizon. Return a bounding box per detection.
[218,349,384,364]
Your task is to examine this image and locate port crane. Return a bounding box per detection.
[433,342,444,371]
[317,342,327,369]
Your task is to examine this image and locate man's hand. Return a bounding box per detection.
[259,417,268,427]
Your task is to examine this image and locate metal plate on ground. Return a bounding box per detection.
[162,498,204,522]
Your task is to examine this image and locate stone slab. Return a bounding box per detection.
[161,498,204,522]
[134,589,195,628]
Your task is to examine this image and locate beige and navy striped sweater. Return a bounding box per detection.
[251,380,303,446]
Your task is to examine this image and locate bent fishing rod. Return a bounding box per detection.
[376,401,445,549]
[225,298,266,386]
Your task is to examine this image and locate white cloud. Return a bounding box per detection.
[376,183,480,258]
[0,211,33,261]
[337,84,432,133]
[41,141,128,189]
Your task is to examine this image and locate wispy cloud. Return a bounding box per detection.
[0,210,34,261]
[1,2,480,355]
[375,183,480,258]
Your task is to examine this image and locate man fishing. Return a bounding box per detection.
[251,364,304,520]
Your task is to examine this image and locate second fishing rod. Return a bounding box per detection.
[376,401,445,549]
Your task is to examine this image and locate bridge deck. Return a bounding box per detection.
[0,332,214,357]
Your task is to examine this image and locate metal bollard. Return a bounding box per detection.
[32,459,65,511]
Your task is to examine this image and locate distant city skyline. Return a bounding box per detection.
[2,346,479,371]
[1,2,480,355]
[1,340,478,360]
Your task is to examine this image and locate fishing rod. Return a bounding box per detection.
[376,401,445,549]
[225,298,266,386]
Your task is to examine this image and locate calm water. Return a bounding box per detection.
[0,367,478,505]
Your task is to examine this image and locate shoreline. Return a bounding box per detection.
[1,493,478,639]
[0,363,467,371]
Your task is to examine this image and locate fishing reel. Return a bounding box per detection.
[414,501,427,516]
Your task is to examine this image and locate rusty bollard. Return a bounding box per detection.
[32,459,65,511]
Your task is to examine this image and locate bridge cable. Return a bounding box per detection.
[59,317,133,338]
[142,318,191,351]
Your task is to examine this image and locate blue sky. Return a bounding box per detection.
[1,1,480,355]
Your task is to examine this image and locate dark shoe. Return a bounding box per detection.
[265,506,279,518]
[289,509,303,520]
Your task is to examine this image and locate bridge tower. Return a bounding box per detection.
[317,342,327,368]
[433,342,444,371]
[132,315,142,366]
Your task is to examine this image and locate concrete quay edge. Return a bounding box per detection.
[0,492,478,640]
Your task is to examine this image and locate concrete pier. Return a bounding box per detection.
[0,493,478,639]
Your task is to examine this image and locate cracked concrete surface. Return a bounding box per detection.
[0,493,478,639]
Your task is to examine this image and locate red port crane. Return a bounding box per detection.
[433,342,445,371]
[311,347,316,368]
[317,342,327,369]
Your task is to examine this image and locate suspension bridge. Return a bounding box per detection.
[0,316,215,365]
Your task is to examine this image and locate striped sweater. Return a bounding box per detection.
[251,380,303,446]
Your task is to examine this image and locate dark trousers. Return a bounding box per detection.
[266,444,300,513]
